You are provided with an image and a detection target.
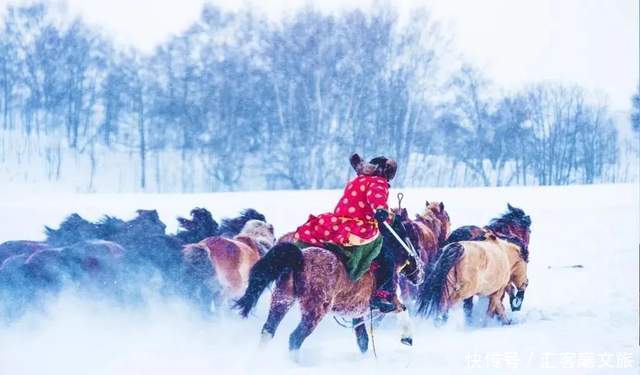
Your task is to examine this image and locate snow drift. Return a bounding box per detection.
[0,183,637,374]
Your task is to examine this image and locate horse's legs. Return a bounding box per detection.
[261,276,294,344]
[395,293,413,346]
[397,308,413,346]
[289,307,328,353]
[434,310,449,327]
[463,297,474,325]
[210,288,224,315]
[487,288,510,324]
[353,317,369,353]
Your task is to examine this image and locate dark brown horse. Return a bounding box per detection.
[391,201,451,304]
[392,201,451,269]
[234,218,422,356]
[444,203,531,247]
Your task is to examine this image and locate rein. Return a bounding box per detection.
[332,311,383,329]
[382,221,418,259]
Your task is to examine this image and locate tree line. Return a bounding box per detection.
[0,3,635,192]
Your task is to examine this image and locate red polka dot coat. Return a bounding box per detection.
[294,175,390,247]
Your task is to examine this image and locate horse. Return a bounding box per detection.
[44,213,101,247]
[416,231,529,326]
[0,241,50,264]
[218,209,266,238]
[234,217,423,356]
[391,201,450,306]
[175,207,219,244]
[40,207,266,297]
[275,222,422,346]
[0,240,125,321]
[392,201,451,271]
[414,201,451,260]
[441,203,531,311]
[181,219,276,313]
[444,203,531,247]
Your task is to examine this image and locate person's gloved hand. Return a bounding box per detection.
[374,208,389,224]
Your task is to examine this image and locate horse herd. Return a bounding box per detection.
[0,208,268,319]
[0,200,531,357]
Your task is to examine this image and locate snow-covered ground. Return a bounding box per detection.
[0,183,638,374]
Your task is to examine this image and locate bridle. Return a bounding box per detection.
[384,220,422,280]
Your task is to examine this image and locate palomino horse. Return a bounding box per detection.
[234,218,422,356]
[442,203,531,311]
[416,231,529,325]
[182,220,276,312]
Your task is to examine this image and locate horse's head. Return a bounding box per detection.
[490,204,532,246]
[507,203,531,245]
[191,207,218,232]
[176,207,219,243]
[219,209,267,237]
[238,219,276,251]
[350,153,397,181]
[127,210,166,236]
[390,207,409,222]
[97,216,125,240]
[381,217,424,286]
[421,201,451,245]
[45,213,99,247]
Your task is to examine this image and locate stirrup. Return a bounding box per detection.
[371,297,397,313]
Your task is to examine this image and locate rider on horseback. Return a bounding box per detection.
[293,153,400,313]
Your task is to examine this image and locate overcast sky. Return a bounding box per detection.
[1,0,638,112]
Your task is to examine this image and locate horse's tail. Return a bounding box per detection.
[233,242,303,318]
[417,242,465,318]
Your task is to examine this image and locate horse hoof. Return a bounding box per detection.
[433,316,447,327]
[401,337,413,346]
[260,331,274,347]
[289,350,302,363]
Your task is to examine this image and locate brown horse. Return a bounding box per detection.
[391,201,450,305]
[392,201,451,269]
[182,220,275,311]
[416,231,529,325]
[234,217,422,356]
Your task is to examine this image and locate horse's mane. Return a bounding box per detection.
[487,231,529,263]
[416,204,448,245]
[218,209,266,238]
[235,220,275,253]
[486,204,531,233]
[505,235,529,262]
[45,213,99,245]
[97,216,126,239]
[176,207,219,244]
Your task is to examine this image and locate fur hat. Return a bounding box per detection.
[349,153,397,181]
